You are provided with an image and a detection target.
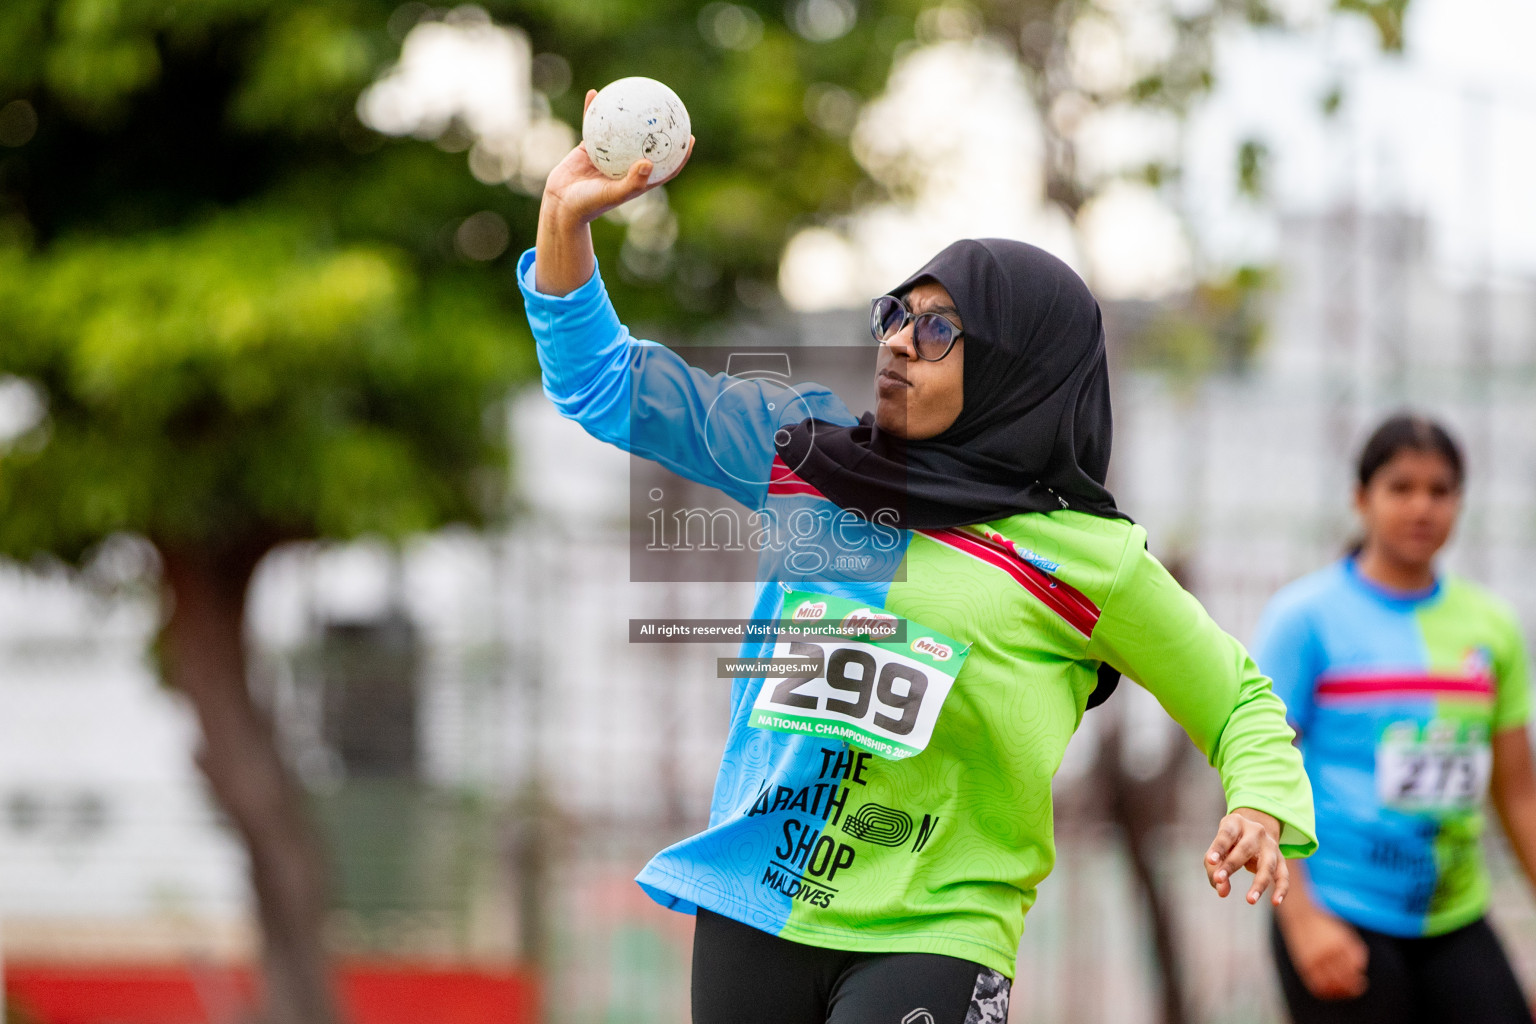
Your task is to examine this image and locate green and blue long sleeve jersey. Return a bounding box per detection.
[519,249,1316,978]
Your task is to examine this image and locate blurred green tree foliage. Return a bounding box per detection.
[0,4,543,1020]
[505,0,925,323]
[0,2,928,1020]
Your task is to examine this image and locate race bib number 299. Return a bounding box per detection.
[748,591,969,760]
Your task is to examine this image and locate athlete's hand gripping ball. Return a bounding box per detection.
[582,77,690,181]
[542,87,695,226]
[1205,807,1288,906]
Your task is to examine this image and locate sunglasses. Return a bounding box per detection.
[869,294,963,361]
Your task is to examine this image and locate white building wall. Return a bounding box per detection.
[0,565,248,957]
[1116,210,1536,647]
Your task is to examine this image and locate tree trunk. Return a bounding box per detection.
[1098,713,1190,1024]
[160,543,340,1024]
[1114,772,1189,1024]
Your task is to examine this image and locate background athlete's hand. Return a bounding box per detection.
[1204,807,1288,906]
[1278,906,1370,1000]
[542,89,695,226]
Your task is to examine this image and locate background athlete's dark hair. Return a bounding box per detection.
[1356,413,1465,490]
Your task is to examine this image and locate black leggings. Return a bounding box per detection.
[691,908,1011,1024]
[1270,915,1530,1024]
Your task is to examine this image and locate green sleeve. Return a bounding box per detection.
[1492,607,1533,733]
[1086,527,1318,858]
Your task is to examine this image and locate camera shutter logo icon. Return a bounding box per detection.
[703,352,815,486]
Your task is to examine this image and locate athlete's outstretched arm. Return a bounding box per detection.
[1086,528,1317,906]
[522,93,851,506]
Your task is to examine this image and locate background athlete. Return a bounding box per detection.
[525,89,1317,1024]
[1256,415,1536,1024]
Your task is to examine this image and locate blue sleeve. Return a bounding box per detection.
[1252,588,1324,734]
[516,248,856,509]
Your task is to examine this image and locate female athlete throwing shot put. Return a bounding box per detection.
[521,89,1316,1024]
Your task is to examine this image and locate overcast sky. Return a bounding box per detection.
[783,0,1536,305]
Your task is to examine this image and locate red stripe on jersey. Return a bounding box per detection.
[767,456,827,498]
[919,527,1100,637]
[1315,673,1494,700]
[765,457,1100,636]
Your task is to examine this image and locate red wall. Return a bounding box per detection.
[6,963,538,1024]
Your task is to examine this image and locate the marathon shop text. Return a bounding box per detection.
[749,747,940,909]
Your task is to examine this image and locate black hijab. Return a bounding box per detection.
[774,237,1128,530]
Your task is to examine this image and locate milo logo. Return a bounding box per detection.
[794,601,828,621]
[841,609,897,638]
[1463,646,1493,678]
[911,636,951,661]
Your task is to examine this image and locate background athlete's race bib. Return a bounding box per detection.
[1376,720,1491,814]
[748,590,969,759]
